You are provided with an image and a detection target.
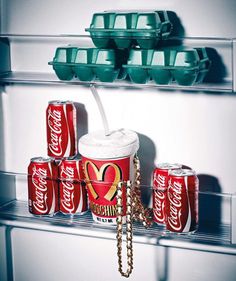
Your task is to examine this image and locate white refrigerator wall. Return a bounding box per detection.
[1,0,236,37]
[1,1,236,281]
[7,227,236,281]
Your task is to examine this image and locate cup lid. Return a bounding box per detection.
[79,129,139,159]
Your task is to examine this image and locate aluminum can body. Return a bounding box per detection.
[152,163,182,225]
[166,169,199,233]
[58,158,88,214]
[46,100,77,159]
[28,157,59,215]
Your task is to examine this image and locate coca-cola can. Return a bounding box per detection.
[58,158,88,215]
[28,157,59,216]
[166,169,199,233]
[46,100,77,159]
[152,163,182,225]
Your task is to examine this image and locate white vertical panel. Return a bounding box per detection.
[233,40,236,92]
[232,194,236,244]
[1,0,236,37]
[0,226,8,281]
[11,228,158,281]
[10,228,236,281]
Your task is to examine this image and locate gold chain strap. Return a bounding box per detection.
[116,155,153,278]
[116,180,133,278]
[132,156,153,228]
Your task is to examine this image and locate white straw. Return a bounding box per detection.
[90,85,110,136]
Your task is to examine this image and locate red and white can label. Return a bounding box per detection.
[46,100,77,159]
[82,155,134,224]
[59,158,88,214]
[166,169,199,233]
[152,163,182,225]
[28,157,59,216]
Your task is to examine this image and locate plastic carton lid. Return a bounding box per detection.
[79,129,139,159]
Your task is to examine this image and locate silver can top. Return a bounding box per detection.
[30,157,54,163]
[48,100,73,105]
[156,163,182,170]
[169,168,196,177]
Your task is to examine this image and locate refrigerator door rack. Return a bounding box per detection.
[48,45,211,86]
[0,170,235,249]
[0,34,235,92]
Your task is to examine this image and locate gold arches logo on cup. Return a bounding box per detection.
[84,160,122,201]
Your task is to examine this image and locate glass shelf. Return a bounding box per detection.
[0,71,233,93]
[0,34,235,92]
[0,200,232,248]
[0,170,235,252]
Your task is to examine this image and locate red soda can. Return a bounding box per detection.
[58,158,88,215]
[46,100,77,159]
[28,157,59,216]
[166,169,199,233]
[152,163,182,225]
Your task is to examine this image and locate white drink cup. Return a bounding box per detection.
[79,129,139,224]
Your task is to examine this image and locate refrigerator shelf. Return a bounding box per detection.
[0,200,234,253]
[0,71,233,92]
[0,171,235,250]
[0,34,235,92]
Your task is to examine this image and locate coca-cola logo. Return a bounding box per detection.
[153,174,166,222]
[60,165,75,212]
[153,190,165,222]
[32,166,49,214]
[167,181,182,231]
[153,174,166,189]
[47,108,63,156]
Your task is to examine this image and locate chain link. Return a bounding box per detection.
[116,155,153,278]
[132,156,153,228]
[116,180,133,278]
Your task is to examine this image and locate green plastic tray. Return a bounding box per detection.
[49,46,128,82]
[172,48,211,85]
[123,47,211,85]
[48,46,78,80]
[85,10,172,49]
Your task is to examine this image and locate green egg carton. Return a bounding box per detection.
[171,49,200,85]
[193,48,212,83]
[48,46,78,80]
[92,48,128,82]
[123,47,211,86]
[149,49,176,84]
[123,48,174,84]
[73,48,128,82]
[171,48,211,86]
[85,12,115,48]
[85,10,172,49]
[49,46,128,83]
[123,49,154,84]
[72,48,97,81]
